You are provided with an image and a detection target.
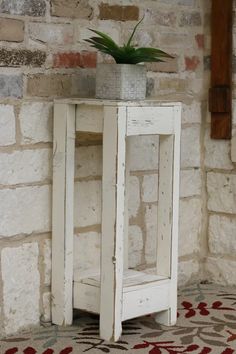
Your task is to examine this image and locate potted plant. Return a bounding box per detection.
[85,17,173,100]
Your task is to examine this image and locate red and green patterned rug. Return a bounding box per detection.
[1,284,236,354]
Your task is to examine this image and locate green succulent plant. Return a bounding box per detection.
[85,17,173,65]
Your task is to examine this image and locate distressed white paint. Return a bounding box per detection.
[52,103,75,326]
[52,99,181,341]
[127,106,175,136]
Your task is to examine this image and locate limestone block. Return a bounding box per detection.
[205,128,233,169]
[179,12,202,27]
[182,101,201,124]
[145,204,157,264]
[209,215,236,255]
[0,49,46,67]
[232,99,236,125]
[99,4,139,21]
[0,75,23,98]
[27,74,72,98]
[160,33,193,49]
[0,105,15,146]
[142,174,158,203]
[145,9,176,26]
[0,185,51,237]
[43,239,51,286]
[179,198,201,257]
[207,172,236,213]
[75,146,102,178]
[128,176,140,218]
[128,225,143,268]
[51,0,93,19]
[180,169,201,198]
[73,232,100,272]
[0,149,52,185]
[181,126,201,168]
[231,128,236,163]
[1,243,40,335]
[42,292,51,322]
[74,180,101,227]
[0,0,46,16]
[29,23,73,45]
[205,257,236,285]
[178,260,200,287]
[0,18,24,42]
[129,135,159,171]
[19,102,53,144]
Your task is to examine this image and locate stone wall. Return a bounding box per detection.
[0,0,215,337]
[203,1,236,286]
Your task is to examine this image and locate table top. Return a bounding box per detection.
[54,98,182,107]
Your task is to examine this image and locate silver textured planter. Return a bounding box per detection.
[95,63,146,100]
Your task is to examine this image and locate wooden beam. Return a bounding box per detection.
[209,0,232,139]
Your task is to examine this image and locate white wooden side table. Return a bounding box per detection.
[52,99,181,341]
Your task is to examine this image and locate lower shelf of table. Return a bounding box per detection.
[73,268,171,321]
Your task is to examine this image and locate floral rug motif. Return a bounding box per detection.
[1,284,236,354]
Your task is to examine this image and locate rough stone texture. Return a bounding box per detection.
[128,225,143,268]
[0,105,15,146]
[145,9,176,26]
[178,260,200,287]
[71,69,96,97]
[179,198,201,257]
[73,232,100,272]
[159,0,196,5]
[181,101,202,124]
[19,102,53,144]
[0,186,51,237]
[0,49,46,67]
[53,51,97,68]
[51,0,93,19]
[0,149,51,185]
[43,239,51,286]
[0,75,22,98]
[204,128,233,170]
[128,176,140,218]
[0,0,46,17]
[99,4,139,21]
[1,243,40,335]
[29,23,73,45]
[195,34,204,49]
[75,146,102,178]
[185,56,201,71]
[180,169,201,198]
[160,33,193,49]
[145,204,157,265]
[232,99,236,125]
[142,174,158,203]
[205,257,236,286]
[209,215,236,255]
[179,12,202,27]
[207,172,236,214]
[74,180,101,227]
[0,18,24,42]
[129,135,159,171]
[42,292,51,322]
[159,78,188,93]
[146,57,178,73]
[181,126,201,168]
[27,74,71,97]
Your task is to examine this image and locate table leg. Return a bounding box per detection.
[52,103,75,326]
[100,106,126,341]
